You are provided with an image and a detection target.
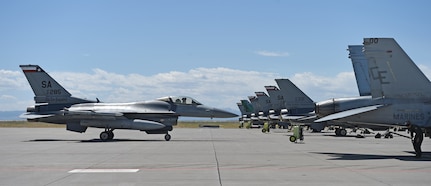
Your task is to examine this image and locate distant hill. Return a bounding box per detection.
[0,111,24,121]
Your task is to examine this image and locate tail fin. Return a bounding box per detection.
[20,65,71,103]
[240,100,254,113]
[363,38,431,99]
[348,45,371,96]
[275,79,314,108]
[237,102,246,115]
[20,65,94,105]
[254,91,272,114]
[265,85,286,112]
[275,79,314,115]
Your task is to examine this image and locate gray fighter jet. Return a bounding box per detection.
[315,38,431,152]
[19,65,237,141]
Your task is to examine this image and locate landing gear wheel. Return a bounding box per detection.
[100,131,110,141]
[339,129,347,136]
[164,134,171,141]
[289,136,297,143]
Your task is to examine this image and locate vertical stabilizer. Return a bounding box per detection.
[348,45,371,96]
[275,79,314,115]
[240,100,254,113]
[363,38,431,99]
[275,79,314,108]
[20,65,71,103]
[265,85,286,112]
[254,91,272,114]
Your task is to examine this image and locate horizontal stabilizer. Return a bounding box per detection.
[20,113,54,119]
[314,105,382,123]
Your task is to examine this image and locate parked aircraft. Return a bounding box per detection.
[273,79,325,131]
[315,38,431,154]
[19,65,237,141]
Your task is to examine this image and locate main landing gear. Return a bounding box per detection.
[335,128,347,136]
[100,129,114,141]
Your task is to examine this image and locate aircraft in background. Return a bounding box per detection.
[19,65,237,141]
[237,79,319,130]
[273,79,323,131]
[315,38,431,153]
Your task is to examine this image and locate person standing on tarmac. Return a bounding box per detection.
[406,121,424,158]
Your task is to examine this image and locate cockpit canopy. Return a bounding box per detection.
[156,96,202,105]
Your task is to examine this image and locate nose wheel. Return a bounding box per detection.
[164,133,171,141]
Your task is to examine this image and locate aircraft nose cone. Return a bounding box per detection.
[211,108,238,118]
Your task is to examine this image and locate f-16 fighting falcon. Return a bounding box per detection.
[19,65,237,141]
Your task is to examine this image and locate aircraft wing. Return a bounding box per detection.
[282,115,306,120]
[297,115,317,121]
[314,105,383,123]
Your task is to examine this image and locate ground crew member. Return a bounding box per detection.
[406,122,423,158]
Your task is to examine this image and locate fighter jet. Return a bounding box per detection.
[19,65,237,141]
[315,38,431,153]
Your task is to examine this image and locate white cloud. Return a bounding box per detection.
[290,71,359,101]
[0,69,28,90]
[255,50,289,57]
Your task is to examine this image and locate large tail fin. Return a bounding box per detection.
[348,45,371,96]
[275,79,314,107]
[363,38,431,99]
[20,65,94,105]
[20,65,71,103]
[275,79,314,115]
[254,91,272,114]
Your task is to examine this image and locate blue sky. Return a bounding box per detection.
[1,0,431,114]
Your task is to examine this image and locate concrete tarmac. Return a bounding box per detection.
[0,127,430,186]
